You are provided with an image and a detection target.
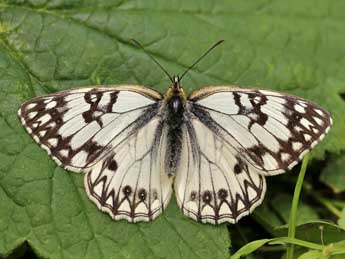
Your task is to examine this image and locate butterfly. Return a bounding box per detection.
[18,40,332,224]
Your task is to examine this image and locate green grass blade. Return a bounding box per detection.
[286,154,310,259]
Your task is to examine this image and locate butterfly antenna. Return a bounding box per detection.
[179,40,224,81]
[131,39,174,83]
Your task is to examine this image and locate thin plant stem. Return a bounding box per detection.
[286,154,310,259]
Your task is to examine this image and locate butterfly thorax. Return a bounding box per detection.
[166,79,185,113]
[164,76,186,176]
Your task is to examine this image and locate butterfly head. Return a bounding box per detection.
[166,75,185,100]
[172,75,182,90]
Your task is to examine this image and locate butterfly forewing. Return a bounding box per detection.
[18,86,162,172]
[188,86,332,175]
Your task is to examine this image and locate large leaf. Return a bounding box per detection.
[1,0,345,258]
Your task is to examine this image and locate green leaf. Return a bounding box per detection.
[320,155,345,193]
[338,208,345,229]
[1,1,344,258]
[297,250,321,259]
[230,239,271,259]
[275,220,345,244]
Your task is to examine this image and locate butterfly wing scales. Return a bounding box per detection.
[18,83,333,224]
[174,121,266,224]
[174,86,332,224]
[19,86,173,222]
[18,86,162,172]
[85,117,173,222]
[188,86,332,175]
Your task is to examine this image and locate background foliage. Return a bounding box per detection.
[0,0,344,258]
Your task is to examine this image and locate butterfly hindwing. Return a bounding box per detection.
[174,120,266,224]
[188,86,332,175]
[85,117,173,222]
[18,86,162,172]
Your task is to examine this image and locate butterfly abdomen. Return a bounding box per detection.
[165,95,185,176]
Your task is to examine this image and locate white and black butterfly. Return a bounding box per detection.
[18,41,332,224]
